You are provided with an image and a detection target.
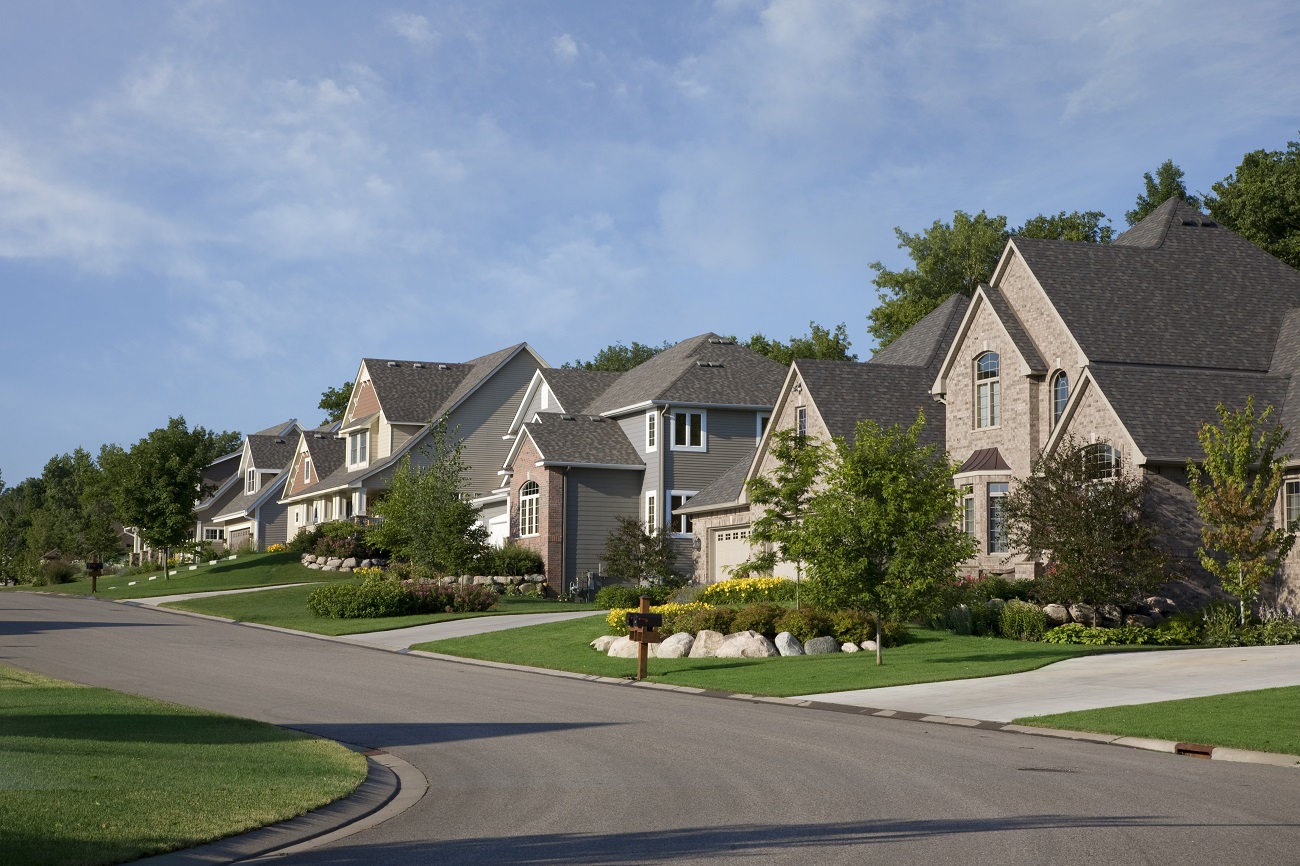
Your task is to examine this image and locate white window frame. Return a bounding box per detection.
[520,480,540,537]
[668,490,698,537]
[987,482,1009,553]
[645,490,658,531]
[1051,370,1069,427]
[311,503,319,524]
[303,456,312,484]
[756,412,770,443]
[349,431,369,467]
[975,352,1001,429]
[245,468,257,495]
[646,410,657,452]
[797,406,807,439]
[540,383,550,410]
[671,410,706,452]
[1287,479,1300,528]
[203,527,225,542]
[960,484,975,540]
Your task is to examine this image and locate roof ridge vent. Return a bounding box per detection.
[707,337,736,345]
[274,438,285,444]
[438,363,450,370]
[696,360,724,368]
[387,361,399,367]
[314,433,325,439]
[560,414,575,421]
[412,362,424,369]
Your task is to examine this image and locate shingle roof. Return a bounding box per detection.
[252,419,299,437]
[956,447,1011,474]
[868,294,966,370]
[363,344,533,424]
[1014,198,1300,373]
[522,413,646,467]
[983,285,1047,374]
[797,360,945,448]
[1088,363,1289,461]
[214,472,291,521]
[540,369,624,414]
[289,431,347,498]
[675,450,755,513]
[247,433,297,470]
[583,334,787,415]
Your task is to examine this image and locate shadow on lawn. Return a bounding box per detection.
[3,712,309,744]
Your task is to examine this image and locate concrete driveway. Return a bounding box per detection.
[797,644,1300,722]
[338,610,604,650]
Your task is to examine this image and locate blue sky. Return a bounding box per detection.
[3,0,1299,483]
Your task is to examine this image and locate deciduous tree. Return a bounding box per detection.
[319,381,354,425]
[743,322,857,365]
[564,341,673,372]
[601,517,683,587]
[1126,159,1198,225]
[1204,139,1300,270]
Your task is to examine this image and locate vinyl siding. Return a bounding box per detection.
[664,409,762,493]
[564,468,642,584]
[257,481,292,548]
[448,349,545,499]
[618,412,661,501]
[389,422,420,459]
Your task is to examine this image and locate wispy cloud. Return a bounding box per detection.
[389,12,437,48]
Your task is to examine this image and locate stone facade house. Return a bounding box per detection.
[931,198,1300,605]
[500,334,787,594]
[279,344,547,540]
[678,296,964,583]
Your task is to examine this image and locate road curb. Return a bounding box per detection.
[134,745,427,865]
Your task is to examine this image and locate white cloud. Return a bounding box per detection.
[553,33,579,63]
[389,12,437,47]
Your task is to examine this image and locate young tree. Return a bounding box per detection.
[1126,159,1199,225]
[319,381,354,425]
[100,418,241,574]
[743,322,857,365]
[1004,436,1166,613]
[800,412,975,664]
[738,428,827,607]
[601,517,683,587]
[564,340,674,372]
[1204,139,1300,270]
[1187,398,1297,623]
[368,421,488,574]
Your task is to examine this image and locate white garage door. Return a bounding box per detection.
[711,526,753,582]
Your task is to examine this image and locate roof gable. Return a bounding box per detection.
[868,294,966,370]
[519,413,644,468]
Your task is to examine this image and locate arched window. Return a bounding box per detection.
[975,352,1000,428]
[1084,443,1119,479]
[1051,371,1069,426]
[520,481,540,537]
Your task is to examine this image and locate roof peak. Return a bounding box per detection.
[1113,197,1216,250]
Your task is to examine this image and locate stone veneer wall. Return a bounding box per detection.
[689,505,751,584]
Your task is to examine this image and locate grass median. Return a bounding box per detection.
[0,664,367,866]
[415,615,1164,696]
[164,584,600,636]
[1015,686,1300,755]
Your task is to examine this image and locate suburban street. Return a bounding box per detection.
[5,594,1299,865]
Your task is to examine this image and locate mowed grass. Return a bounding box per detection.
[416,616,1164,696]
[164,584,601,636]
[0,664,367,866]
[1016,686,1300,756]
[17,552,334,600]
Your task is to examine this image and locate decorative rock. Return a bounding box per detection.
[525,574,545,583]
[472,576,493,585]
[1042,603,1072,626]
[590,635,617,652]
[608,636,656,658]
[1146,611,1165,627]
[774,632,804,656]
[1069,603,1097,627]
[986,598,1006,610]
[1144,596,1178,615]
[657,632,695,658]
[1124,613,1156,629]
[1097,603,1123,628]
[321,566,338,572]
[359,559,373,568]
[509,575,525,585]
[341,557,359,569]
[306,562,321,570]
[841,642,860,653]
[303,554,317,564]
[861,640,878,652]
[804,636,841,655]
[325,558,344,569]
[716,630,779,658]
[688,629,726,658]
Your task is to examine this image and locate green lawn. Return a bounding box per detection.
[416,616,1165,696]
[14,552,334,600]
[164,584,601,636]
[1016,686,1300,755]
[0,664,367,866]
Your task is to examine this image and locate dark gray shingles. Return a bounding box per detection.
[214,471,291,520]
[247,434,297,470]
[1088,363,1289,460]
[523,413,645,467]
[289,432,348,498]
[868,294,966,370]
[796,360,945,448]
[676,450,755,512]
[252,419,299,437]
[1015,199,1300,373]
[540,369,623,414]
[363,359,474,423]
[983,285,1047,374]
[1269,309,1300,376]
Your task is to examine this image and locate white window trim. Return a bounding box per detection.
[987,481,1010,554]
[349,431,369,469]
[797,406,807,439]
[245,468,258,495]
[670,410,707,452]
[644,490,658,532]
[646,410,657,453]
[756,412,770,443]
[303,456,313,484]
[668,489,699,537]
[975,352,1001,430]
[203,527,225,541]
[519,481,540,538]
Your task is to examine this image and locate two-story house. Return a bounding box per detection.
[499,334,788,594]
[189,420,300,553]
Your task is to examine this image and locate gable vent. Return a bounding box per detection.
[387,361,399,367]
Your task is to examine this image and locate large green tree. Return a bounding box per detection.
[24,450,121,563]
[799,412,975,664]
[100,417,241,572]
[1187,398,1297,623]
[1204,139,1300,270]
[564,341,674,372]
[1126,159,1199,225]
[742,322,857,365]
[319,381,354,425]
[600,517,683,587]
[367,420,489,575]
[1004,435,1166,611]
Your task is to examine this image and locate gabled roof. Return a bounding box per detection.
[520,413,645,469]
[583,333,787,415]
[982,285,1047,374]
[284,431,347,500]
[543,369,624,413]
[213,470,292,523]
[252,419,300,437]
[246,431,298,470]
[1011,198,1300,373]
[360,343,542,425]
[868,294,966,370]
[674,450,755,515]
[796,360,945,448]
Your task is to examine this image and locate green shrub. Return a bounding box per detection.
[595,585,645,609]
[828,609,875,644]
[964,575,1035,604]
[932,604,973,635]
[307,578,411,619]
[1043,623,1156,645]
[1255,618,1300,645]
[288,527,321,553]
[730,602,786,639]
[773,607,833,642]
[1201,601,1242,647]
[970,603,1002,637]
[484,544,544,576]
[999,600,1048,641]
[115,562,162,577]
[30,560,80,586]
[1155,613,1203,646]
[670,605,737,636]
[698,577,797,606]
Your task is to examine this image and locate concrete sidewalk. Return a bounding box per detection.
[796,644,1300,723]
[129,583,312,606]
[338,610,604,650]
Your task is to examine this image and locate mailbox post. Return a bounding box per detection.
[86,558,104,594]
[625,595,664,681]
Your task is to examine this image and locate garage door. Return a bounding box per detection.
[228,528,251,551]
[711,526,753,582]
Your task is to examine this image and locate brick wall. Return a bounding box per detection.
[508,435,566,594]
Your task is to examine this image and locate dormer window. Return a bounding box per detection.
[1051,371,1069,427]
[975,352,1000,428]
[797,406,807,440]
[245,468,258,495]
[349,431,368,467]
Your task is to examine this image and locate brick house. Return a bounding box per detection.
[500,334,787,594]
[932,197,1300,605]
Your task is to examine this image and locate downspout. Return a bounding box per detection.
[659,405,668,531]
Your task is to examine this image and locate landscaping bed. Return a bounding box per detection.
[0,664,366,866]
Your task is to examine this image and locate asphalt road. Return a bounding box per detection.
[4,593,1299,866]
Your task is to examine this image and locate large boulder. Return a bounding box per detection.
[1124,613,1156,629]
[302,554,317,564]
[841,642,860,653]
[1042,603,1072,626]
[325,558,344,569]
[1096,603,1123,628]
[607,637,656,659]
[1069,603,1097,627]
[804,636,841,655]
[657,632,695,658]
[716,631,780,658]
[860,640,878,652]
[341,557,359,569]
[688,630,726,658]
[1145,596,1179,616]
[774,632,804,656]
[472,575,493,586]
[590,635,617,653]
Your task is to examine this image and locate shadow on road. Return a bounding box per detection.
[294,721,622,749]
[281,815,1299,864]
[0,620,178,636]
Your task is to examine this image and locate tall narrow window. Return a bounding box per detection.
[797,406,807,440]
[646,411,657,451]
[960,485,975,540]
[303,456,312,484]
[520,481,540,537]
[1287,480,1300,527]
[975,352,1001,428]
[246,468,257,494]
[988,482,1009,553]
[671,411,705,450]
[645,491,657,531]
[350,431,368,465]
[1051,371,1069,426]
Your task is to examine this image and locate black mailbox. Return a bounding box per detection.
[625,612,663,630]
